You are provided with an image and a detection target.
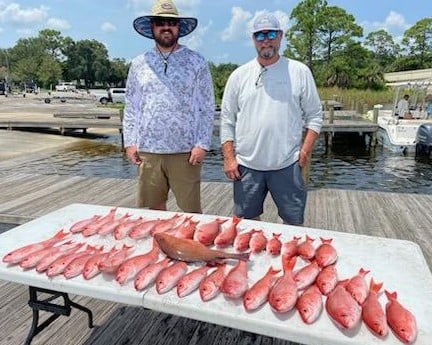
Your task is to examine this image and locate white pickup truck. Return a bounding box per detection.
[55,82,76,92]
[89,88,125,104]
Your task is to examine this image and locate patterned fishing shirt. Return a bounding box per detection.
[123,45,215,153]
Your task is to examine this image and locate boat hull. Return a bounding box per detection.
[376,116,432,154]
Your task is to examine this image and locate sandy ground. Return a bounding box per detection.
[0,92,120,161]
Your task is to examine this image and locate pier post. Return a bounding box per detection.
[329,106,334,124]
[370,105,380,148]
[119,108,125,151]
[356,102,362,114]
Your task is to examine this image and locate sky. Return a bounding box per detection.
[0,0,429,65]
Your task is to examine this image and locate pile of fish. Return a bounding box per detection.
[2,208,417,344]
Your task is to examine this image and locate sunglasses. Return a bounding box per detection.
[152,19,179,27]
[254,30,279,42]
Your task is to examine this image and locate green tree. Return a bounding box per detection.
[400,18,432,69]
[209,62,238,105]
[107,58,129,87]
[63,40,110,87]
[8,37,46,84]
[285,0,328,71]
[37,55,63,89]
[364,29,399,71]
[318,6,363,63]
[38,29,67,60]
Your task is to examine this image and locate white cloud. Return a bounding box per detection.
[101,22,117,33]
[221,7,252,42]
[127,0,201,16]
[16,28,33,36]
[0,3,49,26]
[361,11,409,36]
[385,11,408,30]
[46,18,71,31]
[182,18,210,51]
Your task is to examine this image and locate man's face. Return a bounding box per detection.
[253,30,281,60]
[151,18,179,48]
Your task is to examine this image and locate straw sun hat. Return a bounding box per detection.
[133,0,198,39]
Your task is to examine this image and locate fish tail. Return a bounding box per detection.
[319,237,333,244]
[217,218,229,225]
[54,229,70,240]
[369,278,383,294]
[282,255,297,272]
[359,267,370,276]
[384,290,397,301]
[232,215,243,226]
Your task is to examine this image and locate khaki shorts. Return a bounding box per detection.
[136,152,202,213]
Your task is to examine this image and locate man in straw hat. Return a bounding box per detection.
[123,0,215,213]
[220,11,322,226]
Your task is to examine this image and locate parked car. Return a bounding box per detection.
[108,88,126,103]
[55,82,77,92]
[23,81,38,94]
[89,87,126,104]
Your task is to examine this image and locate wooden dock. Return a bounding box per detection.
[0,172,431,345]
[0,112,122,134]
[0,105,377,139]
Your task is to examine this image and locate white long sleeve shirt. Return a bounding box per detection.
[220,57,323,171]
[123,45,215,153]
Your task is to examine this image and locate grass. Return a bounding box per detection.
[318,87,395,111]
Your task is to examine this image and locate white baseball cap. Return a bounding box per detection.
[251,12,281,33]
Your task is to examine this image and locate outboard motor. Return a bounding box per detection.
[415,123,432,159]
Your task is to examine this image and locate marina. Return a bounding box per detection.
[0,92,378,148]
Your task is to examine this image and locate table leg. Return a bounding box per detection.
[25,286,94,344]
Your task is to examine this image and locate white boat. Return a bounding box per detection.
[376,114,432,153]
[367,82,432,154]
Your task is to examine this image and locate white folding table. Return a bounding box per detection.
[0,203,431,345]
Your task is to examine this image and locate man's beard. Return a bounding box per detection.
[154,30,178,48]
[258,46,277,59]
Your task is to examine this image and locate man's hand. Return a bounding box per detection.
[125,146,142,165]
[299,148,311,168]
[224,156,241,180]
[189,146,206,165]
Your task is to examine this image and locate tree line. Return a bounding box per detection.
[0,0,431,103]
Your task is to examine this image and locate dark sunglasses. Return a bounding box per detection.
[152,18,179,27]
[254,30,279,42]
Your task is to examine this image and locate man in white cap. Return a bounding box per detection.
[220,11,323,226]
[124,0,215,213]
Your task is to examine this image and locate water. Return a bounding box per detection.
[4,132,432,194]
